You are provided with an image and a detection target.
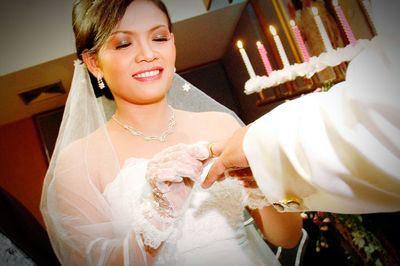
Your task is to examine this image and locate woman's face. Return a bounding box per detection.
[95,0,176,105]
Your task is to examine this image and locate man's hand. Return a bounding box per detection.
[202,125,251,188]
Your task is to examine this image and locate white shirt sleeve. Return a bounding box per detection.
[243,0,400,214]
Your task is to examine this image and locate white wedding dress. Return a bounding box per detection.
[41,62,281,265]
[103,157,279,266]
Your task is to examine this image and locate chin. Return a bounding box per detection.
[136,89,168,104]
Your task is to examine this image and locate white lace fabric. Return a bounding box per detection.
[243,188,271,210]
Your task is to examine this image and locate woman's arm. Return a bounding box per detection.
[210,113,303,248]
[249,207,303,249]
[42,142,149,266]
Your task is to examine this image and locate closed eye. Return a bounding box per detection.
[154,38,168,42]
[153,36,170,42]
[115,42,131,49]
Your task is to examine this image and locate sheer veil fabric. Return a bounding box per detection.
[41,61,277,265]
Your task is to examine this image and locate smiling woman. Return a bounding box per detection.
[40,0,303,265]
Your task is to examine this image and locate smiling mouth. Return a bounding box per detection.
[132,66,165,82]
[133,69,161,79]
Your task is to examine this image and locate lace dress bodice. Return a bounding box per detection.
[103,158,278,266]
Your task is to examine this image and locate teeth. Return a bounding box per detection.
[134,70,160,78]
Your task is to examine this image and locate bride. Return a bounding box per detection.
[40,0,303,265]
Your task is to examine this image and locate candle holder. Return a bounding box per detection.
[243,39,370,96]
[240,0,374,105]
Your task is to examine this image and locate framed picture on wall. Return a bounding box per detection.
[34,107,64,164]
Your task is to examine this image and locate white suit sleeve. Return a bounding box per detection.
[243,0,400,214]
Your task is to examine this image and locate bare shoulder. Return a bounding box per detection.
[56,127,104,171]
[177,110,242,141]
[57,137,85,166]
[205,111,241,129]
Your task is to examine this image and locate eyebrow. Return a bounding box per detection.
[110,24,169,36]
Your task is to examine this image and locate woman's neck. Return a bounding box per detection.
[114,100,173,135]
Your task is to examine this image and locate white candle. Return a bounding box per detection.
[237,40,256,78]
[311,7,334,51]
[332,0,357,45]
[269,25,290,69]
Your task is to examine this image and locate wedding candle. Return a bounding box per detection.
[269,25,290,68]
[311,7,334,51]
[237,40,256,78]
[256,41,273,75]
[289,20,310,62]
[332,0,357,45]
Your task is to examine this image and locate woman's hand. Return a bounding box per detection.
[146,143,209,217]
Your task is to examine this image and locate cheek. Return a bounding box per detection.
[163,43,176,66]
[99,55,131,86]
[170,47,176,66]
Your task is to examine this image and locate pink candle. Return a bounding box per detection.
[290,20,310,62]
[256,41,273,75]
[332,0,357,45]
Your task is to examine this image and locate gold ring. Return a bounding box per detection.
[208,143,215,158]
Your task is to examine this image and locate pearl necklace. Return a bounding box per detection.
[111,107,176,142]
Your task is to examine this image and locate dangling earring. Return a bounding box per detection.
[97,76,105,90]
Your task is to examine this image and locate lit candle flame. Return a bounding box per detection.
[289,20,296,27]
[237,40,243,49]
[269,25,277,36]
[312,7,319,16]
[332,0,339,6]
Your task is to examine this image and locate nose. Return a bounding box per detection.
[135,39,157,63]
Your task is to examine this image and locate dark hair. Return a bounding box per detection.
[72,0,172,99]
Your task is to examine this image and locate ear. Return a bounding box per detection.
[170,33,175,44]
[82,52,103,78]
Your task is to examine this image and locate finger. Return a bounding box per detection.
[153,143,187,160]
[208,141,224,158]
[236,175,255,182]
[160,155,203,171]
[156,173,183,183]
[242,180,258,188]
[187,143,209,160]
[183,177,194,188]
[158,149,192,163]
[155,181,170,193]
[158,160,203,182]
[201,158,226,188]
[225,167,253,177]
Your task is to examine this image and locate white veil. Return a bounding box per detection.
[40,60,244,265]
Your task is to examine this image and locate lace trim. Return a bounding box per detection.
[131,199,176,249]
[243,188,271,210]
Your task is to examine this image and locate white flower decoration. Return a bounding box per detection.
[182,82,191,92]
